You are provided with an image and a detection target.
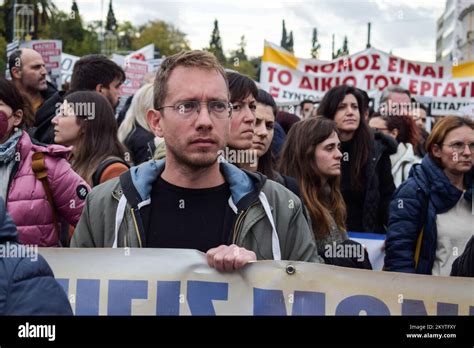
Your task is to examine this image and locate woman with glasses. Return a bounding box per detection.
[384,116,473,275]
[52,91,129,187]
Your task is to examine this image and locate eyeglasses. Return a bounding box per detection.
[157,100,232,119]
[372,127,388,132]
[442,142,474,153]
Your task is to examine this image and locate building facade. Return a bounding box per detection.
[436,0,474,63]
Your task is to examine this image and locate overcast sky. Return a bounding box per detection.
[51,0,446,62]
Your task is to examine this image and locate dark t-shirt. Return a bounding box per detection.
[146,177,232,252]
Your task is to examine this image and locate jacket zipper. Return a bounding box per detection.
[130,208,143,247]
[232,202,258,244]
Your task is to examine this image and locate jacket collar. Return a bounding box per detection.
[121,159,266,210]
[391,143,418,167]
[413,155,473,213]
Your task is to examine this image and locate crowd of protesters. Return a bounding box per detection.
[0,47,472,314]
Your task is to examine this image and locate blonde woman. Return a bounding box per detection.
[118,84,161,164]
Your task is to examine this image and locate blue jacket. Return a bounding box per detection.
[0,198,72,315]
[384,155,473,274]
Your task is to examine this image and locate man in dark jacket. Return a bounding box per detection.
[0,198,72,315]
[33,54,125,144]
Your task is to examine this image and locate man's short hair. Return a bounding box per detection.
[8,49,23,76]
[153,50,228,109]
[299,99,314,109]
[379,85,411,105]
[70,54,125,91]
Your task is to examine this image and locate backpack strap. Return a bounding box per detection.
[92,157,130,187]
[414,226,424,269]
[31,152,62,246]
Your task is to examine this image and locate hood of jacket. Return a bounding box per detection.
[122,158,267,209]
[391,142,419,171]
[17,131,71,161]
[115,159,285,259]
[373,130,398,157]
[411,155,473,214]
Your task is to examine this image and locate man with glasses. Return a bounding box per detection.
[72,50,320,271]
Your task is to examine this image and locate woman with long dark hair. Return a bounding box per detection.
[279,117,371,268]
[318,85,396,233]
[52,91,130,186]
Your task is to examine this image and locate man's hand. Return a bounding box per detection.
[206,244,257,272]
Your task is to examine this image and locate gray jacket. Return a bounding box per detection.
[71,159,320,262]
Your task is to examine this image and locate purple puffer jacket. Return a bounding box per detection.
[6,131,90,246]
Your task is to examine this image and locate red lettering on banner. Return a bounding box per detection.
[337,58,353,72]
[33,43,55,49]
[299,76,312,89]
[305,65,319,73]
[400,59,406,74]
[322,77,340,91]
[375,75,389,90]
[442,83,457,97]
[388,57,397,72]
[420,81,431,96]
[321,63,336,73]
[269,86,280,98]
[355,56,369,70]
[371,54,381,70]
[459,82,469,97]
[433,82,443,97]
[267,67,277,83]
[365,74,374,89]
[422,66,436,78]
[407,62,420,76]
[389,77,402,85]
[278,70,292,85]
[408,80,418,95]
[438,66,444,79]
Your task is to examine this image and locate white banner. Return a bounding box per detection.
[112,54,151,96]
[40,248,473,316]
[61,53,80,86]
[260,41,474,116]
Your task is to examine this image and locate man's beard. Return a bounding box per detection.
[168,144,219,170]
